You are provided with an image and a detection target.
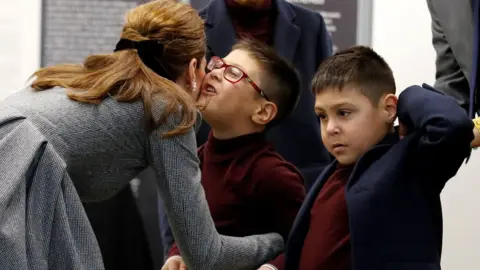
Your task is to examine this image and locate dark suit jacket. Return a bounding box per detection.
[159,0,333,254]
[428,0,480,117]
[285,84,473,270]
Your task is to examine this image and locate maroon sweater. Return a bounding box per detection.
[225,0,276,45]
[168,132,305,269]
[299,165,353,270]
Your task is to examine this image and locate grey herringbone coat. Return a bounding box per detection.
[0,87,283,270]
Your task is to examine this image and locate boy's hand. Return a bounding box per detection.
[472,118,480,148]
[399,121,408,139]
[472,125,480,148]
[161,256,187,270]
[257,266,276,270]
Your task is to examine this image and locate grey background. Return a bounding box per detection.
[288,0,358,53]
[41,0,137,66]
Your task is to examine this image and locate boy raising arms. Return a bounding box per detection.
[285,46,474,270]
[162,39,306,270]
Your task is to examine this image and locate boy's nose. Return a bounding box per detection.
[210,68,223,82]
[325,120,340,135]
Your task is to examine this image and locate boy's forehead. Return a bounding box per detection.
[224,49,260,75]
[314,87,370,109]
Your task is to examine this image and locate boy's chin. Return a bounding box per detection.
[335,155,358,166]
[201,110,223,126]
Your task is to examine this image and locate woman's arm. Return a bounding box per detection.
[148,113,283,270]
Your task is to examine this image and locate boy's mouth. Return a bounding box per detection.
[202,83,217,95]
[206,85,216,93]
[331,143,346,150]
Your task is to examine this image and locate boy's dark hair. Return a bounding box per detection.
[312,46,396,104]
[232,38,300,126]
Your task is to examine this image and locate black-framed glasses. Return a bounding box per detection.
[206,56,269,101]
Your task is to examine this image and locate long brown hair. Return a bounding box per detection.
[30,0,206,137]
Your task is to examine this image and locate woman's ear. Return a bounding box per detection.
[187,58,198,90]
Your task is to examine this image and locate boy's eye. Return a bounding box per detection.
[338,110,351,117]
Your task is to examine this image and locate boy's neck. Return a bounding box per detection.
[211,125,264,140]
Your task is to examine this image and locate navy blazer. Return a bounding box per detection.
[197,0,332,188]
[285,84,473,270]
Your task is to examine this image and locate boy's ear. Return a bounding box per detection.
[251,101,278,125]
[382,94,398,124]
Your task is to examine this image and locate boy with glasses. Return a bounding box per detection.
[162,38,305,270]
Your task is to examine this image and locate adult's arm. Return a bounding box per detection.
[149,113,283,270]
[427,0,471,111]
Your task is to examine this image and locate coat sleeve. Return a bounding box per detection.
[397,84,474,189]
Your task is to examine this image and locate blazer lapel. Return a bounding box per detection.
[273,0,301,62]
[204,0,238,58]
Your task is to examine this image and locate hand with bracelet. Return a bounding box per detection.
[472,118,480,148]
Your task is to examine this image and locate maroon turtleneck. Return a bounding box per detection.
[168,132,305,270]
[225,0,276,45]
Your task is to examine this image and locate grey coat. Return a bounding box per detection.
[0,105,104,269]
[0,87,283,269]
[427,0,476,113]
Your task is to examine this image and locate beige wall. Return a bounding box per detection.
[0,0,41,99]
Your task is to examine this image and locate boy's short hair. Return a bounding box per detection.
[311,46,396,104]
[232,38,301,126]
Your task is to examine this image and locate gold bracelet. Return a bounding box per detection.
[474,117,480,132]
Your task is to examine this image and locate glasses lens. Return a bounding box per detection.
[225,66,243,82]
[207,57,224,71]
[206,60,215,72]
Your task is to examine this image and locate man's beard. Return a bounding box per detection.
[232,0,264,7]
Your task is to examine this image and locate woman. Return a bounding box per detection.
[0,1,283,269]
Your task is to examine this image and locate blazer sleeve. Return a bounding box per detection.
[397,84,474,188]
[427,0,471,111]
[148,112,284,270]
